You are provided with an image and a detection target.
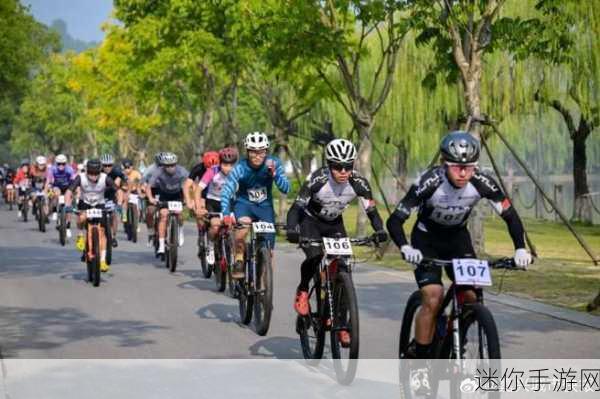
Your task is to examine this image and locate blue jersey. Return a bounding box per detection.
[49,164,75,189]
[221,156,290,215]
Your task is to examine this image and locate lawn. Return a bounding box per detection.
[336,204,600,314]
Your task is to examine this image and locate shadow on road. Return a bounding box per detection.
[248,336,303,359]
[0,305,168,357]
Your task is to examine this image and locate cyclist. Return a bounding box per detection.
[14,159,32,218]
[285,139,388,341]
[146,152,195,256]
[29,156,50,221]
[190,151,220,255]
[100,154,126,247]
[47,154,76,238]
[67,159,115,273]
[386,131,532,364]
[220,132,290,279]
[196,147,239,263]
[3,165,16,206]
[120,158,143,225]
[142,152,164,245]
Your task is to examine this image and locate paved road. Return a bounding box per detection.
[1,207,599,359]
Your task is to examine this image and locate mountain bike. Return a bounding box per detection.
[156,201,184,273]
[197,214,217,279]
[124,192,140,243]
[235,221,286,336]
[33,188,48,233]
[398,257,525,399]
[103,200,116,265]
[56,194,69,246]
[296,234,379,385]
[211,214,236,294]
[78,206,108,287]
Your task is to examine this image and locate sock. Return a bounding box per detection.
[101,250,106,262]
[415,342,432,359]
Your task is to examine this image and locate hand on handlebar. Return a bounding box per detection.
[400,245,423,264]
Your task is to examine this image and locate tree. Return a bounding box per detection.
[409,0,575,251]
[254,0,413,233]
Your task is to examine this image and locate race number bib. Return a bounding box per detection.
[128,194,139,205]
[430,206,469,226]
[247,187,267,203]
[58,195,65,205]
[6,184,13,190]
[252,221,276,233]
[319,206,342,220]
[105,200,115,211]
[86,208,103,219]
[168,201,183,212]
[322,237,353,256]
[452,258,492,286]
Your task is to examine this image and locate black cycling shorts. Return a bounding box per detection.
[205,198,221,215]
[299,214,346,260]
[411,225,476,288]
[77,201,105,211]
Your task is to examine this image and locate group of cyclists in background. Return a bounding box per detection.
[1,130,533,390]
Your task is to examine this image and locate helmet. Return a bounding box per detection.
[100,154,114,165]
[161,152,178,166]
[325,139,357,164]
[36,155,47,166]
[122,158,133,169]
[244,132,270,150]
[202,151,220,168]
[77,163,85,173]
[55,154,68,164]
[21,158,30,166]
[86,159,102,174]
[154,152,163,164]
[440,131,480,164]
[219,147,239,163]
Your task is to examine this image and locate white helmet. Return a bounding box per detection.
[36,155,47,166]
[55,154,68,164]
[325,139,357,164]
[244,131,270,150]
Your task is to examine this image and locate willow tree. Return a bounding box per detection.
[408,0,575,252]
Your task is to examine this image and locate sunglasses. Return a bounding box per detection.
[446,163,476,173]
[329,162,354,172]
[87,172,100,177]
[102,164,113,168]
[248,150,267,157]
[57,163,66,166]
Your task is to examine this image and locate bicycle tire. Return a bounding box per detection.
[298,274,325,362]
[59,205,66,246]
[104,212,113,265]
[22,198,28,222]
[214,239,226,292]
[238,254,253,324]
[199,231,212,278]
[91,227,101,287]
[130,204,138,243]
[168,215,178,273]
[330,269,359,385]
[38,198,45,232]
[253,246,273,336]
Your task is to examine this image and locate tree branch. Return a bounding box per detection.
[317,67,354,117]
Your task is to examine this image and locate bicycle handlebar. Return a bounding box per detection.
[298,234,380,248]
[417,257,527,270]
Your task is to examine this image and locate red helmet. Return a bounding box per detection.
[219,147,239,163]
[202,151,220,169]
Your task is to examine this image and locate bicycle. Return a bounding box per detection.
[103,200,116,265]
[197,213,218,279]
[398,257,525,399]
[4,183,16,210]
[124,192,140,243]
[210,214,236,294]
[234,221,286,336]
[56,194,69,246]
[17,182,31,222]
[155,200,184,272]
[295,234,379,385]
[77,206,108,287]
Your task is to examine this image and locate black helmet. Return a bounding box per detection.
[122,158,133,168]
[21,158,30,166]
[86,159,102,174]
[440,131,480,164]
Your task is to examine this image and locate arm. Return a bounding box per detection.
[286,178,312,228]
[273,158,290,194]
[386,184,420,248]
[199,167,216,191]
[183,177,194,210]
[220,163,243,215]
[353,176,385,233]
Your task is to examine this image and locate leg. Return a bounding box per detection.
[157,208,169,253]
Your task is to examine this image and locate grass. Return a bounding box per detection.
[336,204,600,314]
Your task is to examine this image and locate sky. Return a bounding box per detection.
[24,0,113,42]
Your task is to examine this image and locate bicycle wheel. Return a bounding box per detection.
[91,227,101,287]
[253,246,273,336]
[85,229,93,283]
[448,303,501,399]
[199,231,212,278]
[168,215,178,273]
[38,199,46,232]
[22,197,28,222]
[398,290,441,399]
[214,239,226,292]
[130,204,138,243]
[105,213,113,265]
[58,205,66,246]
[297,273,325,362]
[330,268,359,385]
[238,256,253,324]
[225,235,237,298]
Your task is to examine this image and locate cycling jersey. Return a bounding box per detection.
[30,165,48,190]
[142,163,159,184]
[103,166,125,200]
[220,156,290,215]
[199,166,228,202]
[148,166,189,195]
[69,174,114,206]
[48,164,75,189]
[287,166,382,226]
[188,162,206,182]
[387,165,525,249]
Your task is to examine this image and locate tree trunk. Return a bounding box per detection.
[394,140,409,204]
[572,130,593,223]
[355,121,373,236]
[463,72,485,254]
[275,126,288,223]
[301,154,313,176]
